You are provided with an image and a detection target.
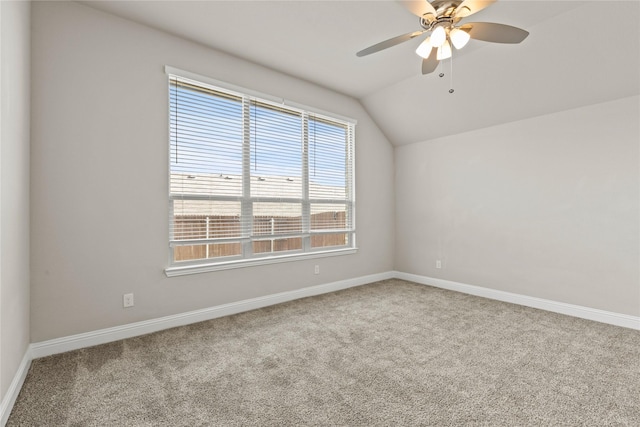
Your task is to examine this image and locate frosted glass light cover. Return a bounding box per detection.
[429,26,447,47]
[436,40,452,60]
[450,27,470,49]
[415,37,432,59]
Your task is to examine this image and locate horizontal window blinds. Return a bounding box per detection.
[168,73,355,266]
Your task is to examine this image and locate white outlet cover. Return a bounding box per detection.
[123,293,134,308]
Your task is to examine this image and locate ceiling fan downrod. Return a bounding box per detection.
[420,15,453,32]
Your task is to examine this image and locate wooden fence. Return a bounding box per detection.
[174,212,346,261]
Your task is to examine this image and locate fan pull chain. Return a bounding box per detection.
[449,53,454,94]
[436,50,454,93]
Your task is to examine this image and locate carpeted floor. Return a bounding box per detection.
[8,279,640,426]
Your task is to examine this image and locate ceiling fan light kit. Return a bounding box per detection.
[436,40,452,60]
[449,27,470,49]
[415,37,433,58]
[357,0,529,91]
[430,26,447,47]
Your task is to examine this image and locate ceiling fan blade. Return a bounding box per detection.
[356,30,426,57]
[461,22,529,44]
[454,0,496,19]
[399,1,437,18]
[422,51,439,74]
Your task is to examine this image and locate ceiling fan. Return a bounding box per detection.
[356,0,529,75]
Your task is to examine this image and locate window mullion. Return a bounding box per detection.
[242,97,253,257]
[302,112,310,251]
[347,124,355,247]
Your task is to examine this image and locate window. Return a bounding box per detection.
[166,70,356,275]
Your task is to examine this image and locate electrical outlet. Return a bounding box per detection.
[314,265,320,275]
[123,293,134,308]
[436,260,442,269]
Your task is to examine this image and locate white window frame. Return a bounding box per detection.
[164,67,357,277]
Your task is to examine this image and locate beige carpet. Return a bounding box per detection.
[8,279,640,426]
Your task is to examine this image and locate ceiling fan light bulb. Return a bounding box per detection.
[430,26,447,47]
[436,40,452,60]
[415,37,432,59]
[450,27,470,49]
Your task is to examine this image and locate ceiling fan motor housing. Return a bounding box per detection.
[419,0,466,31]
[420,16,454,31]
[430,0,466,16]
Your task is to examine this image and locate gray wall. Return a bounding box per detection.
[24,0,640,349]
[395,96,640,316]
[30,1,395,342]
[1,0,31,400]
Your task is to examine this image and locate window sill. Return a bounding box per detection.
[165,247,358,277]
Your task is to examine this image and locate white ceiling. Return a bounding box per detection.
[81,0,640,145]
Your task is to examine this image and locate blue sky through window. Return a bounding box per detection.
[170,84,348,188]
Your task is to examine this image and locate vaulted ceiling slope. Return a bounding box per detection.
[81,1,639,145]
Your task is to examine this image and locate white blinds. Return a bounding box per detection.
[250,102,303,199]
[168,73,355,265]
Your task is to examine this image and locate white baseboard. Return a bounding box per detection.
[6,270,638,425]
[394,271,640,331]
[28,270,640,361]
[0,349,31,427]
[30,271,395,359]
